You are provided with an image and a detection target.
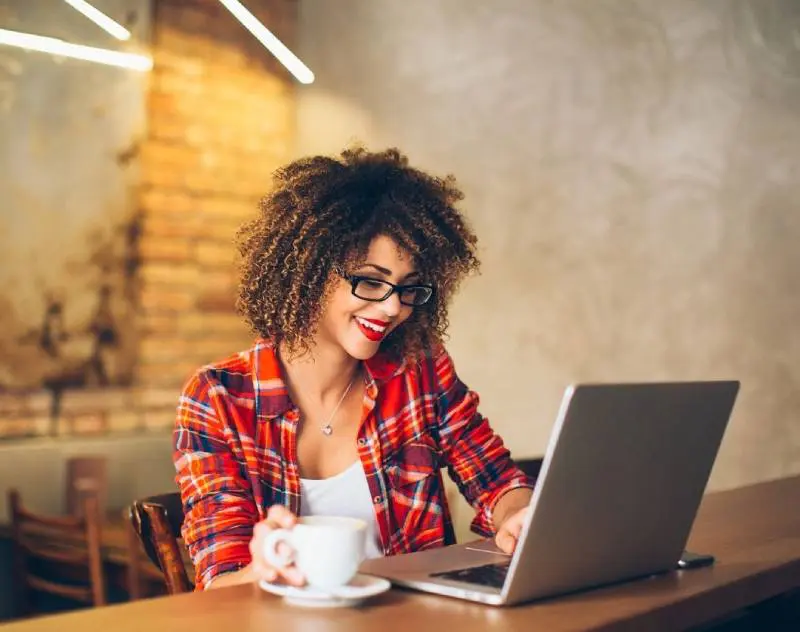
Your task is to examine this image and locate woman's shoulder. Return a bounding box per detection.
[394,344,456,386]
[182,341,264,396]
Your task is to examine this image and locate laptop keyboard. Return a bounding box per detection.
[430,561,511,589]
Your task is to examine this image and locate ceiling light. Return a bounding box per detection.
[62,0,132,41]
[217,0,314,84]
[0,28,152,71]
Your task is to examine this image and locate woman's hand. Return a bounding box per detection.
[249,505,306,586]
[494,506,528,554]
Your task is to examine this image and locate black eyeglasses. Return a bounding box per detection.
[343,274,434,307]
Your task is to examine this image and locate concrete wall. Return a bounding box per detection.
[0,431,175,519]
[0,0,150,389]
[296,0,800,538]
[0,0,297,442]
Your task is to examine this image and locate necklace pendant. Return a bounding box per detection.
[321,424,333,436]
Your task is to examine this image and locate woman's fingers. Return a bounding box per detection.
[250,506,305,586]
[266,504,298,529]
[494,507,527,554]
[494,530,517,554]
[280,565,306,586]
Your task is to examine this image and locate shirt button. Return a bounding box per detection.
[373,495,383,504]
[358,438,368,447]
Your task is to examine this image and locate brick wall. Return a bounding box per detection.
[137,0,296,388]
[0,0,296,440]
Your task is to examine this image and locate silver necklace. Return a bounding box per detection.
[320,375,356,436]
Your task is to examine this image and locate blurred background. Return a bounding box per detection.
[0,0,798,618]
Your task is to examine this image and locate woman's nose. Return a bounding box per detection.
[380,291,402,317]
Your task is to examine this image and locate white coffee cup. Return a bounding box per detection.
[263,516,367,591]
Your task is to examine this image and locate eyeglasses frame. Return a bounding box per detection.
[342,274,434,307]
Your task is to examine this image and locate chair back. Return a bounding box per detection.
[65,456,108,518]
[514,457,544,486]
[8,488,106,614]
[129,492,193,594]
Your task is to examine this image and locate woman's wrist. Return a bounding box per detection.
[491,487,533,531]
[204,563,257,590]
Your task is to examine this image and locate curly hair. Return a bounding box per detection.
[235,146,480,360]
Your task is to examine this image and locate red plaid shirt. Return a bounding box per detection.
[174,339,531,589]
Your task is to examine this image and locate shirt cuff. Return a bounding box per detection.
[198,560,249,591]
[471,479,535,537]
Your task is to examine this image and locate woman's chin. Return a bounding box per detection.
[339,333,384,361]
[345,342,381,361]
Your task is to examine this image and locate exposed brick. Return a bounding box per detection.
[180,312,248,336]
[140,312,180,335]
[0,393,28,416]
[152,49,206,78]
[106,410,143,433]
[27,392,53,416]
[136,388,181,410]
[32,416,52,436]
[143,136,199,162]
[60,389,135,415]
[139,285,196,313]
[141,214,205,240]
[142,409,176,432]
[195,196,258,221]
[134,360,198,388]
[62,413,108,436]
[0,393,54,439]
[139,262,200,287]
[0,1,295,442]
[0,418,37,439]
[196,289,238,313]
[138,235,194,263]
[195,241,236,267]
[140,189,197,215]
[139,337,197,363]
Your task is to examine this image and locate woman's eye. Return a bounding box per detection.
[361,279,385,289]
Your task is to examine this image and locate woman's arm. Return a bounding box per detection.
[431,349,534,537]
[205,506,306,589]
[173,370,259,590]
[493,487,533,529]
[491,487,534,552]
[204,564,258,590]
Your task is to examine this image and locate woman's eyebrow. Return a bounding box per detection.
[356,263,421,282]
[358,263,392,276]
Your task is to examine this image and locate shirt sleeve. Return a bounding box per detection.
[432,348,534,537]
[173,370,257,590]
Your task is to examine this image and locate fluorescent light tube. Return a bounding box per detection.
[217,0,314,84]
[62,0,132,40]
[0,28,152,71]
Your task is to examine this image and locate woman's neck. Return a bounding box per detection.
[278,340,361,405]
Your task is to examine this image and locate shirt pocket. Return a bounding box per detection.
[385,439,441,487]
[384,438,449,551]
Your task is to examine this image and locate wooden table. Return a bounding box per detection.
[4,475,800,631]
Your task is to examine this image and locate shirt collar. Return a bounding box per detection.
[251,339,407,420]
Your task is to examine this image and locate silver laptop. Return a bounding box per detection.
[361,381,739,606]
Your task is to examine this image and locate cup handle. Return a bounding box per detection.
[263,528,295,569]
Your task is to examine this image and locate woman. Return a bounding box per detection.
[174,147,533,590]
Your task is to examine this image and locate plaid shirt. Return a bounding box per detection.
[174,339,531,589]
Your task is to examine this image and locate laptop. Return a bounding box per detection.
[360,380,740,606]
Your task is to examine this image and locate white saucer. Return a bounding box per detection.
[258,573,391,608]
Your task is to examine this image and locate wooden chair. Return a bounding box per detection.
[129,492,193,594]
[9,489,106,615]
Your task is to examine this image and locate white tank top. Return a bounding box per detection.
[299,461,384,559]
